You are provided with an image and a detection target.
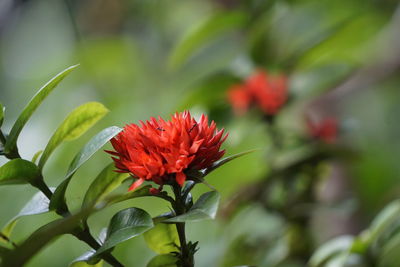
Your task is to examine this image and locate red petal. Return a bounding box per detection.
[176,172,186,186]
[128,178,145,191]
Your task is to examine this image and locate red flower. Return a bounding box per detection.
[227,84,252,115]
[106,111,228,191]
[307,117,338,144]
[245,71,288,115]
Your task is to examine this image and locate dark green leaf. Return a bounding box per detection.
[49,126,121,211]
[144,218,180,254]
[69,250,103,267]
[82,163,128,208]
[165,191,220,223]
[168,11,247,69]
[108,185,152,205]
[309,236,354,267]
[95,208,154,255]
[0,102,4,127]
[0,159,40,186]
[147,254,178,267]
[38,102,109,169]
[70,261,103,267]
[203,150,256,176]
[4,65,78,154]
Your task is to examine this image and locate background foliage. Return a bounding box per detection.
[1,0,400,266]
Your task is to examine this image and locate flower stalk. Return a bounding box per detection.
[172,184,194,267]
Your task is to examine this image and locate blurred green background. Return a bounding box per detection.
[1,0,400,266]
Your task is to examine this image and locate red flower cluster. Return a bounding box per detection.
[107,111,228,192]
[307,117,338,144]
[227,70,288,116]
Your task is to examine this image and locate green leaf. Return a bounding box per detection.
[95,208,154,255]
[0,159,40,186]
[309,236,354,267]
[366,200,400,246]
[147,254,178,267]
[31,150,43,164]
[166,191,220,223]
[69,250,103,267]
[144,217,180,254]
[82,163,129,208]
[203,150,256,176]
[4,65,78,154]
[108,185,152,205]
[70,261,103,267]
[38,102,109,169]
[49,126,121,211]
[0,102,4,127]
[1,189,53,242]
[1,206,94,267]
[378,231,400,267]
[168,11,247,69]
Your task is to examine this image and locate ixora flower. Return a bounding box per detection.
[106,111,228,192]
[227,70,288,116]
[307,117,338,144]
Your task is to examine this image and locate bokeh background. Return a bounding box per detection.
[1,0,400,266]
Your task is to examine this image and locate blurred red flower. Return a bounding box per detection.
[227,70,288,116]
[227,84,252,115]
[246,71,288,115]
[106,111,228,191]
[307,117,338,143]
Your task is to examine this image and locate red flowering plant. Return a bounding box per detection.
[227,70,288,121]
[0,66,248,267]
[104,111,249,267]
[306,116,338,144]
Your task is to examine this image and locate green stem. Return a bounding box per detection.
[172,185,194,267]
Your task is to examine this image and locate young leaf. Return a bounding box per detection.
[49,126,121,211]
[203,149,256,176]
[4,65,78,155]
[168,11,247,69]
[82,163,129,208]
[0,159,40,186]
[95,208,154,255]
[165,191,220,223]
[31,150,43,164]
[144,217,180,254]
[38,102,109,169]
[147,254,178,267]
[309,236,354,267]
[1,189,54,241]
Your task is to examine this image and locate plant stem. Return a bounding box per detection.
[172,185,194,267]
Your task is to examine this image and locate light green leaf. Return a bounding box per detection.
[1,189,53,242]
[0,159,40,186]
[31,150,43,164]
[168,11,247,69]
[95,208,154,255]
[82,163,129,208]
[147,254,178,267]
[49,126,121,211]
[38,102,109,169]
[378,231,400,267]
[4,65,78,155]
[165,191,220,223]
[144,216,180,254]
[366,200,400,246]
[309,236,354,267]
